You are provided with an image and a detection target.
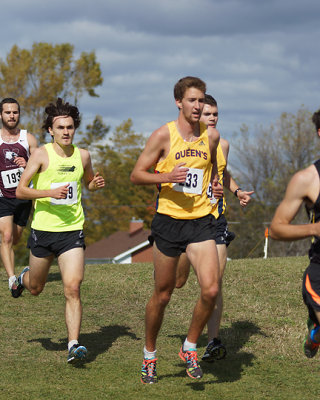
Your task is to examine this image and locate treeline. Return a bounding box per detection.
[226,107,320,259]
[0,42,157,264]
[0,42,317,263]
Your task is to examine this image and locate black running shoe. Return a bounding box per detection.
[11,267,29,298]
[303,335,319,358]
[202,338,226,362]
[303,318,320,358]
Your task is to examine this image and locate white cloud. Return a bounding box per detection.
[0,0,319,148]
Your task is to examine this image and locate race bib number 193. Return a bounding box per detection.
[1,167,24,189]
[50,181,77,205]
[172,167,203,195]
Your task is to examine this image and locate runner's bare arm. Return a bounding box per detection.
[14,133,38,168]
[223,170,254,207]
[270,166,320,240]
[16,147,68,200]
[27,133,38,154]
[207,126,220,189]
[130,126,188,185]
[80,148,105,191]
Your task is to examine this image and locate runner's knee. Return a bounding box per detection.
[30,284,45,296]
[156,290,173,307]
[1,231,13,245]
[201,283,220,305]
[175,276,187,289]
[64,283,81,300]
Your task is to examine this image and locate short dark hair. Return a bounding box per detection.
[42,98,81,131]
[0,98,20,113]
[173,76,206,101]
[312,109,320,131]
[204,94,218,107]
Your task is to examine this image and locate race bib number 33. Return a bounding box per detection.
[172,168,204,195]
[50,181,77,205]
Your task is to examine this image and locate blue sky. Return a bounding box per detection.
[0,0,319,158]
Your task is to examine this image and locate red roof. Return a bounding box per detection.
[85,228,151,259]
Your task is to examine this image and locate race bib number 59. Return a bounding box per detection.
[207,182,217,205]
[172,167,203,195]
[50,181,77,205]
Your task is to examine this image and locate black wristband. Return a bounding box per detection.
[234,188,241,197]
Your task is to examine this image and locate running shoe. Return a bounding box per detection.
[202,338,227,362]
[303,318,320,358]
[179,347,203,379]
[11,267,30,298]
[141,358,158,384]
[67,344,87,363]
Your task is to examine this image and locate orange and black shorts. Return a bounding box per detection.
[302,262,320,325]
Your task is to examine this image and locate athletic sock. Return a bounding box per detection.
[68,340,79,351]
[19,267,30,287]
[183,338,197,352]
[144,346,157,360]
[8,275,17,289]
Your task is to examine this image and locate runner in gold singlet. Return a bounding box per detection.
[175,94,254,363]
[15,98,105,364]
[131,76,220,383]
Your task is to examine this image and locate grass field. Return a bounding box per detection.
[1,256,320,399]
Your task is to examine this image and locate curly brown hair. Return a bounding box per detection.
[42,98,81,131]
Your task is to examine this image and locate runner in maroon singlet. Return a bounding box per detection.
[0,98,37,296]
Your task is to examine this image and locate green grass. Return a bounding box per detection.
[0,257,319,399]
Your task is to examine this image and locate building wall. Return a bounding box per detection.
[132,245,153,263]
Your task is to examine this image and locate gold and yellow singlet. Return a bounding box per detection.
[154,121,213,219]
[207,141,227,218]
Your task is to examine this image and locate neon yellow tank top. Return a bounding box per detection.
[31,143,84,232]
[155,121,213,219]
[211,141,227,218]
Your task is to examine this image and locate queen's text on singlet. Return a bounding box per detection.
[154,121,212,219]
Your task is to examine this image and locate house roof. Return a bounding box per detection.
[85,228,151,259]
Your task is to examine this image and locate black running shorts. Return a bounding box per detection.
[302,262,320,325]
[27,229,85,258]
[149,213,216,257]
[0,197,32,226]
[215,215,236,247]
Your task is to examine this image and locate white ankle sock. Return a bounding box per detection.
[8,275,17,289]
[144,346,157,359]
[68,340,79,351]
[183,338,197,351]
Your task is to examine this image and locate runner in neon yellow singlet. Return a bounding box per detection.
[15,98,105,364]
[31,142,84,231]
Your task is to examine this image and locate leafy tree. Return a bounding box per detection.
[228,106,320,258]
[82,118,157,244]
[0,42,103,142]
